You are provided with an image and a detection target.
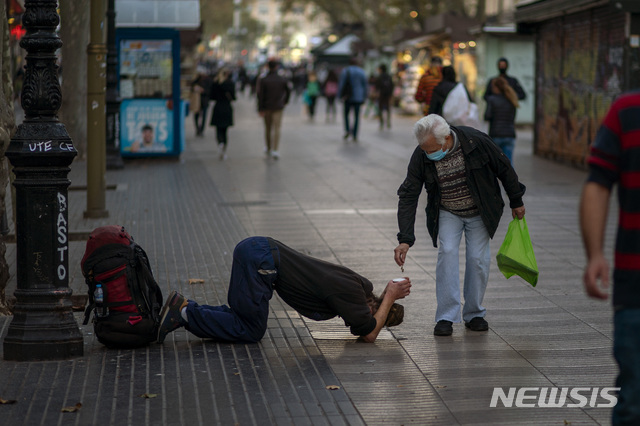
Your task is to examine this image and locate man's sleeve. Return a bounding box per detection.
[284,79,291,105]
[482,133,525,207]
[396,147,425,246]
[256,78,264,111]
[587,105,621,189]
[415,75,426,102]
[325,291,376,336]
[482,79,493,101]
[512,78,526,100]
[337,70,345,96]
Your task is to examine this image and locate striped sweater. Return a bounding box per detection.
[587,91,640,309]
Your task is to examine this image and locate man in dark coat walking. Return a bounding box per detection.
[257,59,291,159]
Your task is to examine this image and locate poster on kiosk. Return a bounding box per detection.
[116,29,185,157]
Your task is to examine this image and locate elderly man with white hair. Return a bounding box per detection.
[394,114,526,336]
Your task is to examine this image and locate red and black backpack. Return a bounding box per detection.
[81,225,163,348]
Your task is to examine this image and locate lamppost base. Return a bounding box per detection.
[3,288,84,361]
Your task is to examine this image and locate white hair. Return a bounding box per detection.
[414,114,450,146]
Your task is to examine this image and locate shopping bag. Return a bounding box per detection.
[496,217,539,286]
[189,91,201,114]
[442,82,480,128]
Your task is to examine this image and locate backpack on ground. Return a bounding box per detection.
[81,225,163,348]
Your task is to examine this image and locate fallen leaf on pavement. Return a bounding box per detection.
[0,398,17,404]
[188,279,205,284]
[61,403,82,412]
[325,385,340,390]
[139,393,158,399]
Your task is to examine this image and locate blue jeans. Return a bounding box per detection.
[613,308,640,425]
[343,101,363,138]
[492,137,515,164]
[185,237,279,343]
[435,210,491,323]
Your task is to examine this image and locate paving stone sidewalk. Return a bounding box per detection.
[0,94,618,425]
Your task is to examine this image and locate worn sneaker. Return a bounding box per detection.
[465,316,489,331]
[433,320,453,336]
[157,291,188,343]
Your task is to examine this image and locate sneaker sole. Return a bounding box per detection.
[157,291,178,343]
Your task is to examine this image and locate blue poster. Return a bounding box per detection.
[121,99,174,154]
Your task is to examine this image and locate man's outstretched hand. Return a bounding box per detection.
[385,277,411,300]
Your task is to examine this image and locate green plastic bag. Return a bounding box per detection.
[496,217,539,286]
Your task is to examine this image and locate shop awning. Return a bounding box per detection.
[322,34,359,56]
[115,0,200,29]
[515,0,610,23]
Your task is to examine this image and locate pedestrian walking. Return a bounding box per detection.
[428,66,472,117]
[210,68,236,160]
[580,90,640,426]
[157,236,411,344]
[484,76,519,163]
[338,58,368,142]
[322,69,339,123]
[394,114,526,336]
[375,64,395,130]
[363,74,379,119]
[483,57,526,102]
[304,70,321,121]
[257,59,291,159]
[414,56,443,116]
[190,67,212,137]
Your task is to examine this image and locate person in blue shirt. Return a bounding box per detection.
[338,58,368,142]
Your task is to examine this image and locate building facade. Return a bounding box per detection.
[516,0,640,166]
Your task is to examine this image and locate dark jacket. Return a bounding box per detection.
[257,71,290,111]
[397,125,526,247]
[192,74,212,104]
[484,94,516,138]
[483,75,526,101]
[270,238,377,336]
[427,80,457,116]
[210,78,236,127]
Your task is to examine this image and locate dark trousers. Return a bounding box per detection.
[343,101,363,138]
[216,126,229,146]
[194,101,209,135]
[613,308,640,425]
[184,237,279,343]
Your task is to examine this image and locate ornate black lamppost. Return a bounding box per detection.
[3,0,83,360]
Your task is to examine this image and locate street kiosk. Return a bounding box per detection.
[116,28,185,156]
[115,0,200,157]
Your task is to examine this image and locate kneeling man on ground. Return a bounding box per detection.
[157,236,411,344]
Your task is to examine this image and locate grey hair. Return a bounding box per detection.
[414,114,450,146]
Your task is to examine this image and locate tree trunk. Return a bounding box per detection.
[59,0,90,159]
[476,0,487,22]
[0,0,14,314]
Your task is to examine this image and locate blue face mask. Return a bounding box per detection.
[425,147,449,161]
